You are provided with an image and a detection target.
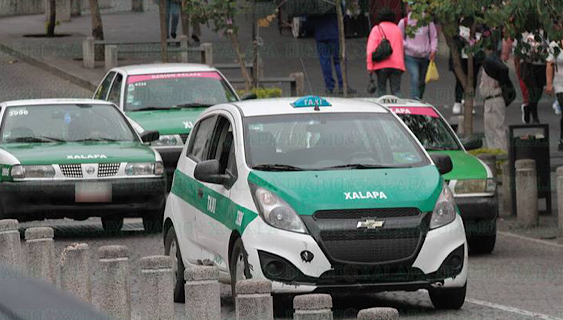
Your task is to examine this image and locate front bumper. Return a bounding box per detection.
[0,178,166,221]
[455,194,498,236]
[242,215,468,294]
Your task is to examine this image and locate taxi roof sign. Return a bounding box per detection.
[291,96,332,109]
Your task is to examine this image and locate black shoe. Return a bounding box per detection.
[192,34,200,44]
[171,32,177,39]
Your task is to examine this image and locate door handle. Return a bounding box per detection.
[197,188,203,199]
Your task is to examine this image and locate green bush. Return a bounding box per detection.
[469,148,507,177]
[238,87,283,99]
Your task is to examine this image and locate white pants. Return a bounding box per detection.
[484,97,507,151]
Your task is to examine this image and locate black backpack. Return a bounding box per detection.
[372,25,393,63]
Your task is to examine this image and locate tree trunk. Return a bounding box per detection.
[159,0,169,63]
[230,32,253,91]
[88,0,105,60]
[47,0,56,37]
[462,23,478,136]
[251,0,259,87]
[336,0,348,96]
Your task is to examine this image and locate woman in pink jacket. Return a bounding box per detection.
[366,8,405,97]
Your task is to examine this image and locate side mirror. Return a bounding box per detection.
[140,130,160,143]
[430,154,453,176]
[240,92,258,101]
[460,136,483,151]
[194,160,230,185]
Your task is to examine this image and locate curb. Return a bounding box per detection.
[0,41,97,92]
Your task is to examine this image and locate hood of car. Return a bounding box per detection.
[429,150,488,180]
[0,142,156,165]
[126,109,208,135]
[248,165,443,216]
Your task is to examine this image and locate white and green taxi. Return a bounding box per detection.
[163,96,468,309]
[93,64,241,185]
[0,99,166,233]
[367,96,498,254]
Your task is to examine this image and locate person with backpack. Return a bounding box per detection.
[398,3,438,100]
[366,8,405,97]
[546,37,563,149]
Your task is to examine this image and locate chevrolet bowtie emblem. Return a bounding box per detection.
[357,220,385,229]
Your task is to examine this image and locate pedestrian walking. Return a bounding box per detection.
[398,3,438,100]
[366,8,405,97]
[546,39,563,149]
[166,0,181,39]
[519,31,548,124]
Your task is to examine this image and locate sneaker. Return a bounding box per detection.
[554,100,562,115]
[452,102,462,114]
[521,103,530,124]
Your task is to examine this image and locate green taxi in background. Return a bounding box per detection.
[0,99,166,233]
[369,96,498,254]
[93,64,241,184]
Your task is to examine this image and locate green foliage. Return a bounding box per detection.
[237,87,283,99]
[183,0,249,34]
[468,148,507,157]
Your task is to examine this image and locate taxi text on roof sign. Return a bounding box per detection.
[291,96,332,108]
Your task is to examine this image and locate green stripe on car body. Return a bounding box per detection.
[429,150,488,180]
[171,169,258,233]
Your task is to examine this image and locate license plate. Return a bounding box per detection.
[75,182,112,203]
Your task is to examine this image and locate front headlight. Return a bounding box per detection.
[455,179,496,194]
[250,185,307,234]
[430,185,457,229]
[11,165,55,179]
[125,162,160,176]
[151,135,179,147]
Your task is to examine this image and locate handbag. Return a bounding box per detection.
[367,73,377,94]
[372,25,393,63]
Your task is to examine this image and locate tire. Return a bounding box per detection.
[143,213,163,234]
[164,226,185,303]
[429,284,467,310]
[101,216,124,233]
[229,238,251,301]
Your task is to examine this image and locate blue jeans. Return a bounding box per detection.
[375,68,403,97]
[405,55,430,100]
[316,40,343,91]
[166,0,180,38]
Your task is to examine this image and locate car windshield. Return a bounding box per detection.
[392,107,461,151]
[244,113,428,171]
[124,71,238,111]
[0,104,137,143]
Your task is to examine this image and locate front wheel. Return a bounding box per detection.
[429,284,467,310]
[229,238,251,301]
[164,226,185,303]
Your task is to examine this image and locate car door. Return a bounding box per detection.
[93,72,116,101]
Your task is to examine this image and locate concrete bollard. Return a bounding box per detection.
[290,72,306,96]
[60,243,91,302]
[105,45,118,70]
[132,0,144,12]
[184,266,221,320]
[0,220,23,269]
[25,227,56,284]
[477,153,497,179]
[179,35,189,63]
[96,246,131,320]
[201,43,214,65]
[236,279,274,320]
[357,308,399,320]
[501,161,513,216]
[516,159,538,227]
[557,167,563,230]
[140,256,174,320]
[83,37,95,69]
[293,294,333,320]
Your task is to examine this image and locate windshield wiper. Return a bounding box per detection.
[323,164,404,170]
[38,136,64,142]
[6,136,52,143]
[132,106,172,111]
[425,147,451,151]
[173,103,214,109]
[252,164,305,171]
[74,138,118,142]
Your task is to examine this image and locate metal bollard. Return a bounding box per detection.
[140,256,174,320]
[516,159,538,227]
[25,227,56,284]
[357,308,399,320]
[96,246,131,320]
[83,37,95,69]
[501,161,513,216]
[236,279,274,320]
[477,153,497,179]
[60,243,91,302]
[293,294,333,320]
[557,167,563,230]
[0,220,22,269]
[105,45,118,70]
[184,266,221,320]
[179,35,189,63]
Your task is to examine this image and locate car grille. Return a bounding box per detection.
[314,208,420,220]
[59,164,83,178]
[180,134,189,144]
[98,163,121,177]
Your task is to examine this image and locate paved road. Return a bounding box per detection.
[3,50,563,320]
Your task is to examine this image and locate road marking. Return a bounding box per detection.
[467,298,563,320]
[498,231,563,249]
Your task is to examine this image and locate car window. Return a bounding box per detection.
[209,116,237,177]
[94,72,116,100]
[396,113,461,151]
[0,104,137,143]
[108,74,123,105]
[187,116,216,162]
